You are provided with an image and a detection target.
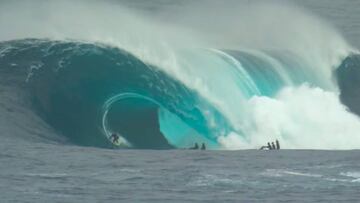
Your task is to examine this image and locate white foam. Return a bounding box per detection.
[25,62,44,83]
[219,84,360,149]
[25,173,68,178]
[340,171,360,182]
[261,169,322,178]
[0,1,358,149]
[187,174,243,187]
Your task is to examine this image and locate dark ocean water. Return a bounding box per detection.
[1,0,360,202]
[2,142,360,202]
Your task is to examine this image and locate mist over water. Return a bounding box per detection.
[219,84,360,149]
[0,0,359,149]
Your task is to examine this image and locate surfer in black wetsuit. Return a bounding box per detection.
[271,142,276,150]
[268,142,272,150]
[201,143,206,150]
[190,143,199,150]
[276,139,280,150]
[110,133,119,144]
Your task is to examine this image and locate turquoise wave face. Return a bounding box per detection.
[0,39,357,149]
[0,39,230,149]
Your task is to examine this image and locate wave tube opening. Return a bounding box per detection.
[102,93,209,149]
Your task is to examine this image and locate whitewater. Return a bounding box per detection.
[1,0,360,202]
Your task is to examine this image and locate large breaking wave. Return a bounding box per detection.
[1,0,360,149]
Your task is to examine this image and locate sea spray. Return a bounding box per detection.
[0,0,358,149]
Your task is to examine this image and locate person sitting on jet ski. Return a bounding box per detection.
[260,142,274,150]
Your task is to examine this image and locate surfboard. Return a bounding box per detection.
[109,134,131,147]
[112,140,121,146]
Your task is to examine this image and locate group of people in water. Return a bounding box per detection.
[189,143,206,150]
[110,132,279,151]
[260,139,280,150]
[110,132,208,150]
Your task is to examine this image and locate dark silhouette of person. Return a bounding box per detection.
[110,133,119,144]
[260,142,272,150]
[190,143,199,149]
[201,143,206,150]
[271,142,276,150]
[276,139,280,150]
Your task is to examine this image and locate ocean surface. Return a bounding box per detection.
[2,143,360,202]
[1,0,360,202]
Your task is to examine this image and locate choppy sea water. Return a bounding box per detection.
[2,142,360,202]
